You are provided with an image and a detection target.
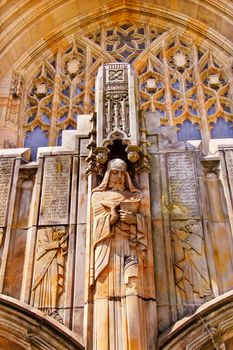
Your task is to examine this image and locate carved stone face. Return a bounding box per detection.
[108,169,126,191]
[186,221,197,234]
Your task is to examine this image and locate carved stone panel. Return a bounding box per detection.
[96,63,139,150]
[0,158,14,227]
[104,64,129,138]
[167,153,200,219]
[225,150,233,199]
[31,226,68,323]
[171,220,212,317]
[39,156,71,225]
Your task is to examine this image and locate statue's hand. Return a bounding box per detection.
[110,207,120,225]
[119,210,137,224]
[60,233,68,244]
[182,241,191,250]
[60,242,67,250]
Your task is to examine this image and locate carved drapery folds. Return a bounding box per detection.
[91,159,148,350]
[31,226,68,323]
[171,219,213,315]
[85,62,156,349]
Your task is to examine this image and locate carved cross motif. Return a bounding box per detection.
[107,69,124,82]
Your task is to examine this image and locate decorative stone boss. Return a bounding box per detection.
[91,158,147,350]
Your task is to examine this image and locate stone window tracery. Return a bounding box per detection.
[22,24,233,159]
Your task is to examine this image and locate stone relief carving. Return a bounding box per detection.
[11,71,24,97]
[104,66,129,138]
[171,220,213,315]
[91,158,147,350]
[31,226,68,323]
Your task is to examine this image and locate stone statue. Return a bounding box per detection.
[172,219,212,314]
[31,226,68,322]
[91,158,147,350]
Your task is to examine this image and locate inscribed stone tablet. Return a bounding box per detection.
[39,156,71,225]
[167,153,200,219]
[226,150,233,198]
[0,158,14,226]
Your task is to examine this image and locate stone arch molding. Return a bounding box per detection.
[0,294,84,350]
[159,290,233,350]
[1,0,233,78]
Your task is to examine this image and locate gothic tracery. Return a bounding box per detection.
[23,24,233,158]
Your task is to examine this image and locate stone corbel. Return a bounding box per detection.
[95,146,110,165]
[201,157,220,178]
[125,144,141,163]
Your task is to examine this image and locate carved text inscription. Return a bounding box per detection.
[0,158,14,226]
[167,153,199,219]
[39,156,71,225]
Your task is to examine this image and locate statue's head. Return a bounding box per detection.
[185,219,201,236]
[107,158,127,171]
[93,158,140,193]
[107,159,127,191]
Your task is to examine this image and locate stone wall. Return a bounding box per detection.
[0,115,232,348]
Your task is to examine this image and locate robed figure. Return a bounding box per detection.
[172,220,212,314]
[31,226,68,321]
[91,159,147,350]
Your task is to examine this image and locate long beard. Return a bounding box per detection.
[108,180,125,191]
